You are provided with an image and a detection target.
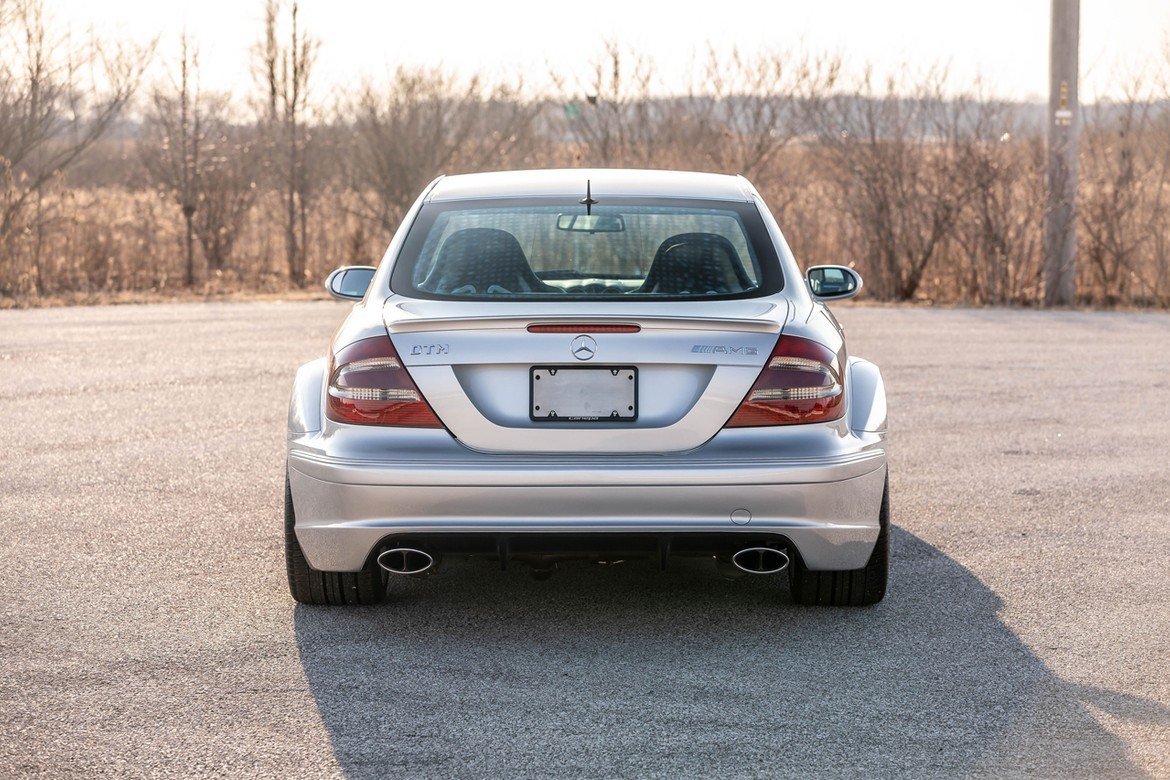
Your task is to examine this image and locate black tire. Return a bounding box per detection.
[788,473,889,606]
[285,474,386,605]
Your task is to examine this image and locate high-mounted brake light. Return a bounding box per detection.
[326,336,443,427]
[724,335,846,427]
[527,323,640,333]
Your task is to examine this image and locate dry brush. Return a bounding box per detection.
[1,13,1168,308]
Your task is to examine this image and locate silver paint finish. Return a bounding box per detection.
[426,168,755,203]
[847,357,889,433]
[384,307,786,452]
[459,363,708,428]
[289,169,889,574]
[383,299,787,334]
[287,430,886,487]
[287,358,327,435]
[287,378,888,572]
[287,464,886,572]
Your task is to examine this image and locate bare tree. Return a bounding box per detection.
[687,48,840,181]
[555,45,838,216]
[141,37,261,282]
[1149,47,1170,306]
[817,69,983,300]
[141,34,201,286]
[952,101,1047,305]
[0,0,147,294]
[347,68,540,231]
[254,0,316,287]
[554,42,664,167]
[192,123,262,272]
[1,16,1169,310]
[1079,80,1170,306]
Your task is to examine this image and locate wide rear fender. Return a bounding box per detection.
[847,357,888,434]
[288,358,328,436]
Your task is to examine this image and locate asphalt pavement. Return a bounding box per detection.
[1,301,1168,778]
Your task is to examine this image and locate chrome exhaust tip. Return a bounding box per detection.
[376,547,435,576]
[731,547,789,575]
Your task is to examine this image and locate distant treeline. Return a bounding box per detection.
[2,1,1169,306]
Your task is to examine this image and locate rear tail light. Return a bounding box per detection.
[326,336,443,427]
[724,335,846,427]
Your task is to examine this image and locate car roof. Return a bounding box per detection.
[427,168,756,203]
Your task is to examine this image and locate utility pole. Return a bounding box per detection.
[1044,0,1080,306]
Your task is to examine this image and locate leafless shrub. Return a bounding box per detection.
[816,69,987,300]
[555,43,841,207]
[686,48,840,182]
[347,67,541,231]
[1079,80,1170,306]
[0,0,148,295]
[193,130,262,273]
[2,12,1170,310]
[951,102,1046,305]
[553,42,663,168]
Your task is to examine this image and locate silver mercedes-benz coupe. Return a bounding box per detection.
[285,169,889,607]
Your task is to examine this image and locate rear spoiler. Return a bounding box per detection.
[384,303,788,335]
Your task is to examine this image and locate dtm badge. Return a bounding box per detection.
[691,345,758,355]
[410,344,449,356]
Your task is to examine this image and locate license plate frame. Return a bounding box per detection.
[530,366,638,422]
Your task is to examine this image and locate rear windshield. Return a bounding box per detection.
[390,197,783,300]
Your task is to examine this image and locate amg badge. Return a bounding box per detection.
[691,345,758,355]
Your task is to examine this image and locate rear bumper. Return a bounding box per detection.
[287,439,887,572]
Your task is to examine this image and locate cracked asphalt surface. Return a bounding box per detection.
[1,301,1168,778]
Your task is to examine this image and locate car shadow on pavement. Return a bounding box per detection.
[293,529,1163,778]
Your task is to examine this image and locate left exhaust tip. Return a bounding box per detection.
[377,547,435,576]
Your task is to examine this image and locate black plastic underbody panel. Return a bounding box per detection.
[369,532,794,570]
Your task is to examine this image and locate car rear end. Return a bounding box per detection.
[286,170,889,605]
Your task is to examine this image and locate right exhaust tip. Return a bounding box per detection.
[377,547,435,576]
[731,547,790,575]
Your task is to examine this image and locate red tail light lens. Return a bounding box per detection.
[724,335,846,427]
[527,324,641,333]
[326,336,443,427]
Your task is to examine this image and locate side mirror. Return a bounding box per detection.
[325,266,377,301]
[806,265,863,301]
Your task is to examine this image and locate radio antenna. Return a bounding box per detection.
[579,179,598,215]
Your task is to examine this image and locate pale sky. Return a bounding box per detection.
[47,0,1170,102]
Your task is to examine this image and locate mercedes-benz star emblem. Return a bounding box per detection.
[570,335,597,361]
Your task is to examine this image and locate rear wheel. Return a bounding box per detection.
[284,474,386,605]
[788,473,889,606]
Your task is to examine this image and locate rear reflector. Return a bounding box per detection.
[527,324,640,333]
[724,335,845,427]
[326,336,443,427]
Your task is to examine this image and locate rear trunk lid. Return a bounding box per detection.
[385,298,788,453]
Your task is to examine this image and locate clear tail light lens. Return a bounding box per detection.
[724,335,846,427]
[326,336,443,427]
